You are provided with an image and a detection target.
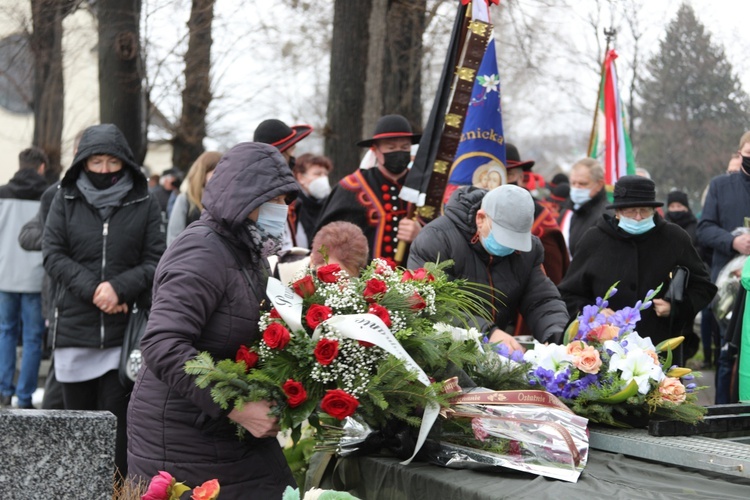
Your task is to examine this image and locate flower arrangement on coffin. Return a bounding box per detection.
[141,471,219,500]
[184,259,494,458]
[512,284,706,427]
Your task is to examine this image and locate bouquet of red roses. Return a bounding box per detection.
[184,259,493,459]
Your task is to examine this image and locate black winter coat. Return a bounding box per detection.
[42,124,165,348]
[127,143,299,499]
[558,214,717,346]
[558,188,611,258]
[0,168,48,200]
[407,187,568,343]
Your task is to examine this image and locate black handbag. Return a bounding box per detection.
[664,266,689,303]
[119,304,149,388]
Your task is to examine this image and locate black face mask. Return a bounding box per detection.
[381,151,411,175]
[666,210,691,225]
[742,155,750,176]
[85,169,125,190]
[288,156,296,170]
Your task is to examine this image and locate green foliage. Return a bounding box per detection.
[637,4,750,200]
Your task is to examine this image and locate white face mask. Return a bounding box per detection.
[307,176,331,200]
[569,187,591,208]
[255,202,288,238]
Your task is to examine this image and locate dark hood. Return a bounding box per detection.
[2,169,48,200]
[62,123,144,188]
[444,186,487,239]
[201,142,299,234]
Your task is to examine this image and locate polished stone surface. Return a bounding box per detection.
[0,410,116,499]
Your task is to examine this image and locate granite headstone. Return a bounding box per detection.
[0,410,116,499]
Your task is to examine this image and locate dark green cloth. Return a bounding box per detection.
[325,451,750,499]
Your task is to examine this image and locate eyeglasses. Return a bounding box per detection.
[619,207,655,218]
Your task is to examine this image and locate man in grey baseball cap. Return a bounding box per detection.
[408,184,568,351]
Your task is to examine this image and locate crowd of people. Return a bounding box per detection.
[1,116,749,497]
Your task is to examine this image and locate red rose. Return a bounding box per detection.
[368,303,392,328]
[282,379,308,408]
[383,258,397,270]
[269,308,281,319]
[292,275,316,299]
[412,268,435,282]
[358,340,375,348]
[235,345,259,371]
[400,270,414,282]
[314,338,339,365]
[317,263,342,283]
[262,323,291,349]
[363,278,387,302]
[409,292,426,311]
[320,389,360,420]
[306,304,333,330]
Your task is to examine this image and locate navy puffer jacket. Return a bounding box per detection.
[127,142,299,499]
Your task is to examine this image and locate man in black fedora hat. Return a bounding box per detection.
[314,114,422,266]
[254,118,313,170]
[558,175,716,350]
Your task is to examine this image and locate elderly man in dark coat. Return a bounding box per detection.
[558,176,716,349]
[408,184,569,351]
[127,143,299,498]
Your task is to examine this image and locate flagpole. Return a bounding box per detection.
[587,28,616,156]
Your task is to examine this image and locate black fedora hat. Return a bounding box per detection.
[254,119,313,153]
[357,114,421,147]
[505,143,535,171]
[606,175,664,209]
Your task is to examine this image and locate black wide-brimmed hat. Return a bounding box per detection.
[253,119,313,153]
[357,114,421,147]
[505,143,535,171]
[606,175,664,209]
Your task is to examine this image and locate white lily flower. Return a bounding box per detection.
[523,342,572,372]
[614,348,664,394]
[620,331,656,352]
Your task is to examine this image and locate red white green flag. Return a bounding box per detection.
[588,49,636,191]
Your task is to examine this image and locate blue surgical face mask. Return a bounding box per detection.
[255,201,288,238]
[569,187,591,208]
[481,233,515,257]
[618,215,655,235]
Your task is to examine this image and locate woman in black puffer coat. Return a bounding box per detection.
[127,143,300,498]
[43,124,165,478]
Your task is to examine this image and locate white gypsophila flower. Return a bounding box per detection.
[309,329,384,396]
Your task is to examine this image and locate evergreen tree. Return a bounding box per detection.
[637,3,749,201]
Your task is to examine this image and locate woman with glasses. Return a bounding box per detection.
[557,175,716,349]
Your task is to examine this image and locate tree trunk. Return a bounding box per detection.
[381,0,425,131]
[362,0,387,139]
[97,0,146,163]
[30,0,76,182]
[325,0,372,182]
[172,0,214,173]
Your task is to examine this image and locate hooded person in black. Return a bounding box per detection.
[43,123,165,477]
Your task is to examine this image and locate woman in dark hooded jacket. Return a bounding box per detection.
[42,124,165,477]
[127,143,300,498]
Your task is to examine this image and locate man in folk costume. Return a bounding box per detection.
[315,114,422,265]
[504,143,569,285]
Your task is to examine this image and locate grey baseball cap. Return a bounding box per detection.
[480,184,534,252]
